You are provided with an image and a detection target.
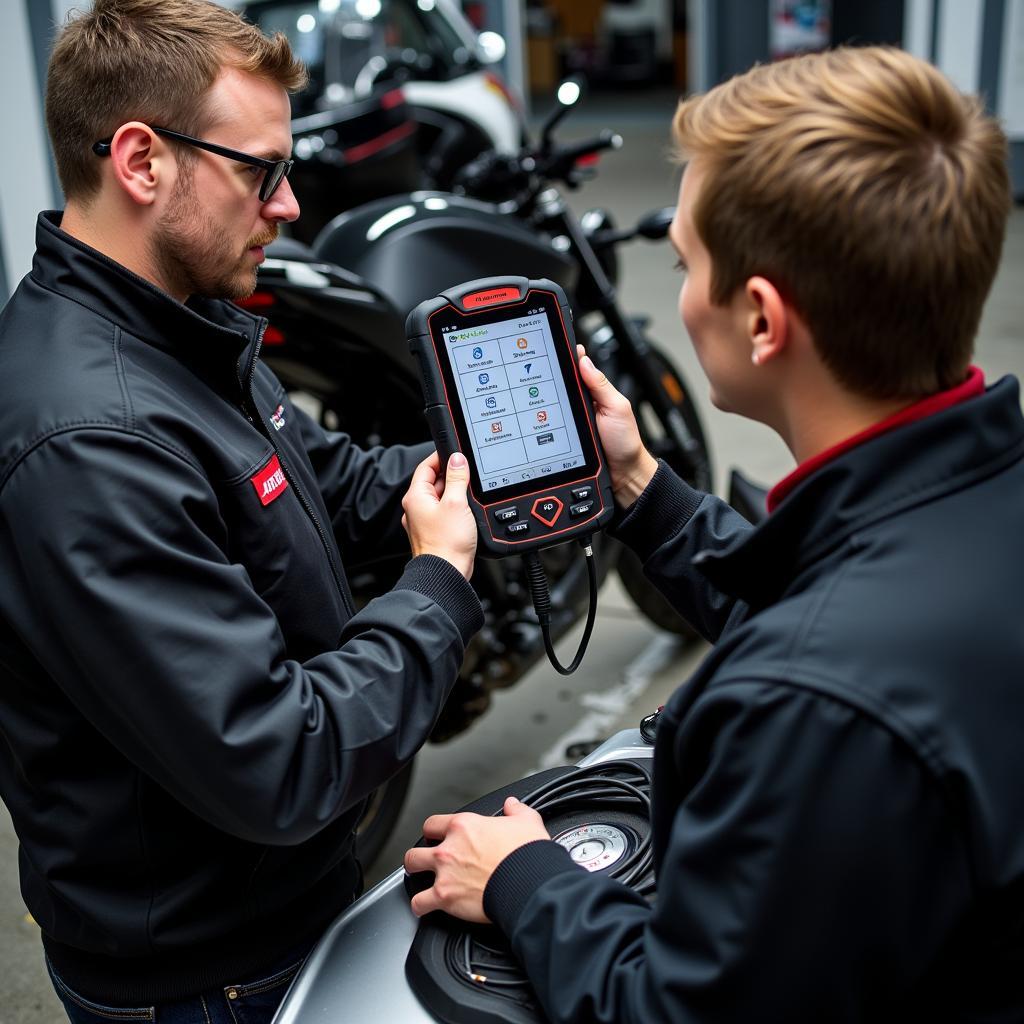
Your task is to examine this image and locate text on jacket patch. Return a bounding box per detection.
[251,454,289,506]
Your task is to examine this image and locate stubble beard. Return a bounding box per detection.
[151,171,276,302]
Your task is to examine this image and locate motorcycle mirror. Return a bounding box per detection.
[477,31,506,64]
[635,206,676,240]
[556,79,583,107]
[540,75,586,151]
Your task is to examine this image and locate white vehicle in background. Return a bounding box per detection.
[238,0,523,186]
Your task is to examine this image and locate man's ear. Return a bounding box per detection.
[745,275,788,366]
[106,123,167,207]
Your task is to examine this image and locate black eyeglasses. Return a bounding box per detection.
[92,126,293,203]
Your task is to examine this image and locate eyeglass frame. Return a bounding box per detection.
[92,126,293,203]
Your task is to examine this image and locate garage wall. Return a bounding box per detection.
[0,0,63,304]
[2,0,1022,301]
[687,0,1023,198]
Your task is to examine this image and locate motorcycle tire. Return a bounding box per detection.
[354,758,416,870]
[615,347,713,639]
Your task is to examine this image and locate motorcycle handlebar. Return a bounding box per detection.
[454,130,624,200]
[537,130,623,181]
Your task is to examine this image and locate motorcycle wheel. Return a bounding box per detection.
[615,347,713,639]
[354,759,415,869]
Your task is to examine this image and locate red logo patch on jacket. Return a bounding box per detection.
[251,454,289,506]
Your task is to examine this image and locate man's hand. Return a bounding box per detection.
[404,797,549,923]
[577,347,658,507]
[402,451,477,580]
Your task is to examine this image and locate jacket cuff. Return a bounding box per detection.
[611,459,704,563]
[393,554,484,646]
[483,839,582,936]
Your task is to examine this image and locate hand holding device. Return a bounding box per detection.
[575,349,659,507]
[402,451,478,580]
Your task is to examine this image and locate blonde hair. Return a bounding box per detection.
[46,0,307,202]
[673,46,1010,397]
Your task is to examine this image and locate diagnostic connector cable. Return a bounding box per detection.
[523,536,597,675]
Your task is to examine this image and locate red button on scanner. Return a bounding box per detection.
[531,496,564,527]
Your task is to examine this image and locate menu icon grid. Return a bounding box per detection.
[448,315,586,490]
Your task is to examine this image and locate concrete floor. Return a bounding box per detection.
[2,99,1023,1022]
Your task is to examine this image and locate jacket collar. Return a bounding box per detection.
[30,211,264,396]
[766,366,986,512]
[695,376,1024,610]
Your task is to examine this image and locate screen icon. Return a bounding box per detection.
[490,421,503,433]
[537,432,554,445]
[485,396,497,409]
[472,346,483,360]
[536,410,548,424]
[528,386,539,398]
[478,372,490,385]
[517,338,528,349]
[524,363,533,374]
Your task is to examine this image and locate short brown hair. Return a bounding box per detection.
[46,0,307,202]
[673,46,1011,398]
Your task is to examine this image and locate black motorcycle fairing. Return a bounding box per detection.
[312,193,578,318]
[257,249,416,379]
[286,89,421,245]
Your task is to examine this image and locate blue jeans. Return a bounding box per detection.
[45,944,312,1024]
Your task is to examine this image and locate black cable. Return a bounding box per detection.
[519,760,653,888]
[523,537,598,675]
[453,759,655,992]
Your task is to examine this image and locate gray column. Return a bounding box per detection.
[996,0,1024,197]
[0,0,61,298]
[474,0,526,109]
[687,0,770,92]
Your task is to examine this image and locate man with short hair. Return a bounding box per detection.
[406,47,1024,1021]
[0,1,479,1019]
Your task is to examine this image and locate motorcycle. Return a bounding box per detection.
[237,80,713,865]
[272,726,656,1024]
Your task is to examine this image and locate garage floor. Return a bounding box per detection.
[2,94,1022,1022]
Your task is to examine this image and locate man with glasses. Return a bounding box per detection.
[92,126,295,204]
[0,2,480,1021]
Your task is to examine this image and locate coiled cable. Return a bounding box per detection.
[451,758,654,991]
[523,536,597,675]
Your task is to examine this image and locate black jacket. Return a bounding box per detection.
[0,213,483,1002]
[484,378,1024,1022]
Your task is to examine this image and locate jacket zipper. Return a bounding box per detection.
[239,322,356,618]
